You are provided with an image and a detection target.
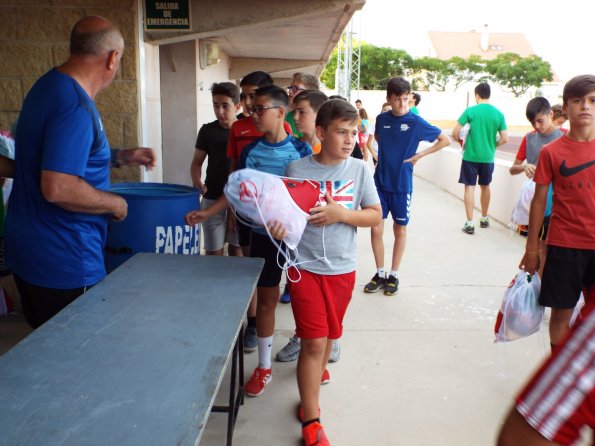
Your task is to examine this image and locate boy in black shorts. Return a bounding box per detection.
[520,74,595,350]
[510,97,565,276]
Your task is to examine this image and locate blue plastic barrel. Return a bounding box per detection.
[105,182,201,272]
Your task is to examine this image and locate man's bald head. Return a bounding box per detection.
[70,16,124,56]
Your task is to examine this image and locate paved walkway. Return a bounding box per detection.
[0,174,563,445]
[200,175,553,445]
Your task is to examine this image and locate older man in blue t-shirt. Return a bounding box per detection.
[6,16,155,328]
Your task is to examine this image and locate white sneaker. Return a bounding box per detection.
[328,339,341,363]
[276,335,301,362]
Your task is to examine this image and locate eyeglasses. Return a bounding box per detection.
[287,85,306,93]
[250,105,280,116]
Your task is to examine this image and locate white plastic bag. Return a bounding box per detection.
[569,292,585,328]
[511,179,535,227]
[458,123,470,157]
[495,271,543,342]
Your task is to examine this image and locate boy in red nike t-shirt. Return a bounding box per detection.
[520,74,595,350]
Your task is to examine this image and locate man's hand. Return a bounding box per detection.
[112,195,128,221]
[267,220,287,241]
[519,250,540,275]
[193,181,207,195]
[118,148,157,170]
[307,192,345,227]
[185,209,211,226]
[524,164,536,179]
[404,153,421,166]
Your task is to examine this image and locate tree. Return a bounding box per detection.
[320,42,413,90]
[320,48,338,89]
[359,44,413,89]
[486,53,553,97]
[411,57,454,91]
[449,55,484,90]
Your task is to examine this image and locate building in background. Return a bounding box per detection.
[0,0,365,185]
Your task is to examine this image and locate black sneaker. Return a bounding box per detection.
[384,275,399,296]
[462,223,475,234]
[364,273,386,293]
[480,217,489,228]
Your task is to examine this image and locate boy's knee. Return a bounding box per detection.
[300,338,327,356]
[257,287,280,309]
[371,221,384,235]
[393,223,407,236]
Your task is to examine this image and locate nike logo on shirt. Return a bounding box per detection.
[559,159,595,177]
[240,130,250,135]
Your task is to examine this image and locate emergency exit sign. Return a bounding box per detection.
[145,1,191,31]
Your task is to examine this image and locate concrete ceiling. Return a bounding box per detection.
[144,0,366,80]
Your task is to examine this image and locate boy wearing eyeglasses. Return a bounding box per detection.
[206,71,292,354]
[185,85,311,397]
[238,85,312,397]
[286,72,320,138]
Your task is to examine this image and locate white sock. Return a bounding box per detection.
[377,268,385,277]
[257,336,273,369]
[467,220,474,226]
[390,270,398,278]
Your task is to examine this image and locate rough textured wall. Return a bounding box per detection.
[0,0,141,181]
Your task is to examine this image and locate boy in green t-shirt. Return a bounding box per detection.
[452,83,508,234]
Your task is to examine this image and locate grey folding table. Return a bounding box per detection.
[0,253,263,445]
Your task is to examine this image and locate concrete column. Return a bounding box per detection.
[159,40,198,186]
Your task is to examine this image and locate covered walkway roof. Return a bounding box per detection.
[145,0,366,82]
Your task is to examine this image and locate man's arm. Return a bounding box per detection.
[509,159,536,177]
[41,170,127,220]
[496,130,509,147]
[497,408,556,446]
[452,122,463,147]
[114,147,156,169]
[518,183,548,274]
[307,193,382,228]
[184,195,229,226]
[404,132,451,165]
[190,149,207,193]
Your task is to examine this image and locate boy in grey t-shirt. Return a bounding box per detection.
[268,99,380,446]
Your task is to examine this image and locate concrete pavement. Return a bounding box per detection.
[1,174,579,445]
[200,175,556,446]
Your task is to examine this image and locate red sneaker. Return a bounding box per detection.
[321,368,330,385]
[302,421,330,446]
[244,367,272,397]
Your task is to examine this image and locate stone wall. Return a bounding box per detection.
[0,0,141,181]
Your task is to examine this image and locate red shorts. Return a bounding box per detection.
[515,306,595,445]
[358,132,369,147]
[288,268,355,340]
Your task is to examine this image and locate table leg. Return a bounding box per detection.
[212,324,244,446]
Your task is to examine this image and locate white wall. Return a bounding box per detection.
[139,41,163,183]
[159,40,199,186]
[328,83,565,130]
[413,143,527,226]
[196,50,232,130]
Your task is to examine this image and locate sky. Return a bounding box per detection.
[357,0,594,82]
